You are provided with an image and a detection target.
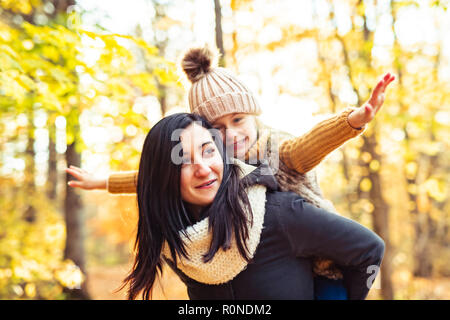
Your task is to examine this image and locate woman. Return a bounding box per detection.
[122,112,385,300]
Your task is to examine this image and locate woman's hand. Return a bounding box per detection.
[348,72,396,129]
[65,165,107,190]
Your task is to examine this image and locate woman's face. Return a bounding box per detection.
[180,123,224,208]
[211,113,258,160]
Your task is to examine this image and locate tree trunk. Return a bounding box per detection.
[24,108,36,223]
[390,1,437,278]
[51,0,76,16]
[410,153,435,278]
[362,133,394,299]
[155,39,168,116]
[214,0,226,67]
[412,211,433,277]
[329,0,395,299]
[64,139,90,299]
[47,121,58,201]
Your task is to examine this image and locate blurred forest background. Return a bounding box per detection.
[0,0,449,300]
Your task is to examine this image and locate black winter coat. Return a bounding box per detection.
[165,163,385,300]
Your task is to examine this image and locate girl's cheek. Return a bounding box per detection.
[246,119,258,145]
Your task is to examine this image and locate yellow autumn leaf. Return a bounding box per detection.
[369,159,380,172]
[361,151,372,163]
[417,193,431,213]
[54,260,85,289]
[130,73,158,94]
[405,162,418,179]
[424,178,447,202]
[17,74,36,91]
[42,46,60,62]
[24,283,36,298]
[360,178,372,192]
[407,183,417,195]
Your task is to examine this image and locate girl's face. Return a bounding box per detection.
[211,113,258,160]
[180,124,224,208]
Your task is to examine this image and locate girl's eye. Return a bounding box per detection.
[233,117,242,123]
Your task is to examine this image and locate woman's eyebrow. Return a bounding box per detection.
[201,141,213,149]
[182,141,213,157]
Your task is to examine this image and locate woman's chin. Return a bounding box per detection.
[191,192,218,208]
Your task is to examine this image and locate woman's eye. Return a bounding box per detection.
[203,147,215,157]
[233,117,242,123]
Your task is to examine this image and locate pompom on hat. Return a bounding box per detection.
[181,44,261,123]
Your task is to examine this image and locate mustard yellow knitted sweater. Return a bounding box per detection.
[107,108,363,194]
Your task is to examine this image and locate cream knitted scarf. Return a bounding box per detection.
[161,160,267,285]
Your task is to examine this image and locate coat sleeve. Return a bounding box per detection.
[275,193,385,300]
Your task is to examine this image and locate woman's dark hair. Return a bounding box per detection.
[122,113,253,300]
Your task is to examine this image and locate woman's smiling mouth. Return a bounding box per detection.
[195,179,217,189]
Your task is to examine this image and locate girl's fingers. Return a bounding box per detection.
[371,73,394,107]
[68,181,81,188]
[69,165,82,173]
[388,74,395,85]
[377,72,395,93]
[373,79,385,96]
[380,74,391,91]
[68,166,89,175]
[382,73,395,90]
[65,168,83,181]
[370,86,383,108]
[69,165,87,174]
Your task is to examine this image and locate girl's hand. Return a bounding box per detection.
[348,72,396,129]
[65,165,107,190]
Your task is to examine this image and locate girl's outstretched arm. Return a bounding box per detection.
[65,166,107,190]
[66,166,138,194]
[279,72,395,174]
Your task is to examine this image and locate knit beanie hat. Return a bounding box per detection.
[181,45,262,123]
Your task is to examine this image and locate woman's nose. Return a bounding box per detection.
[194,162,211,177]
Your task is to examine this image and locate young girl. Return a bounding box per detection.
[122,112,384,300]
[66,46,394,299]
